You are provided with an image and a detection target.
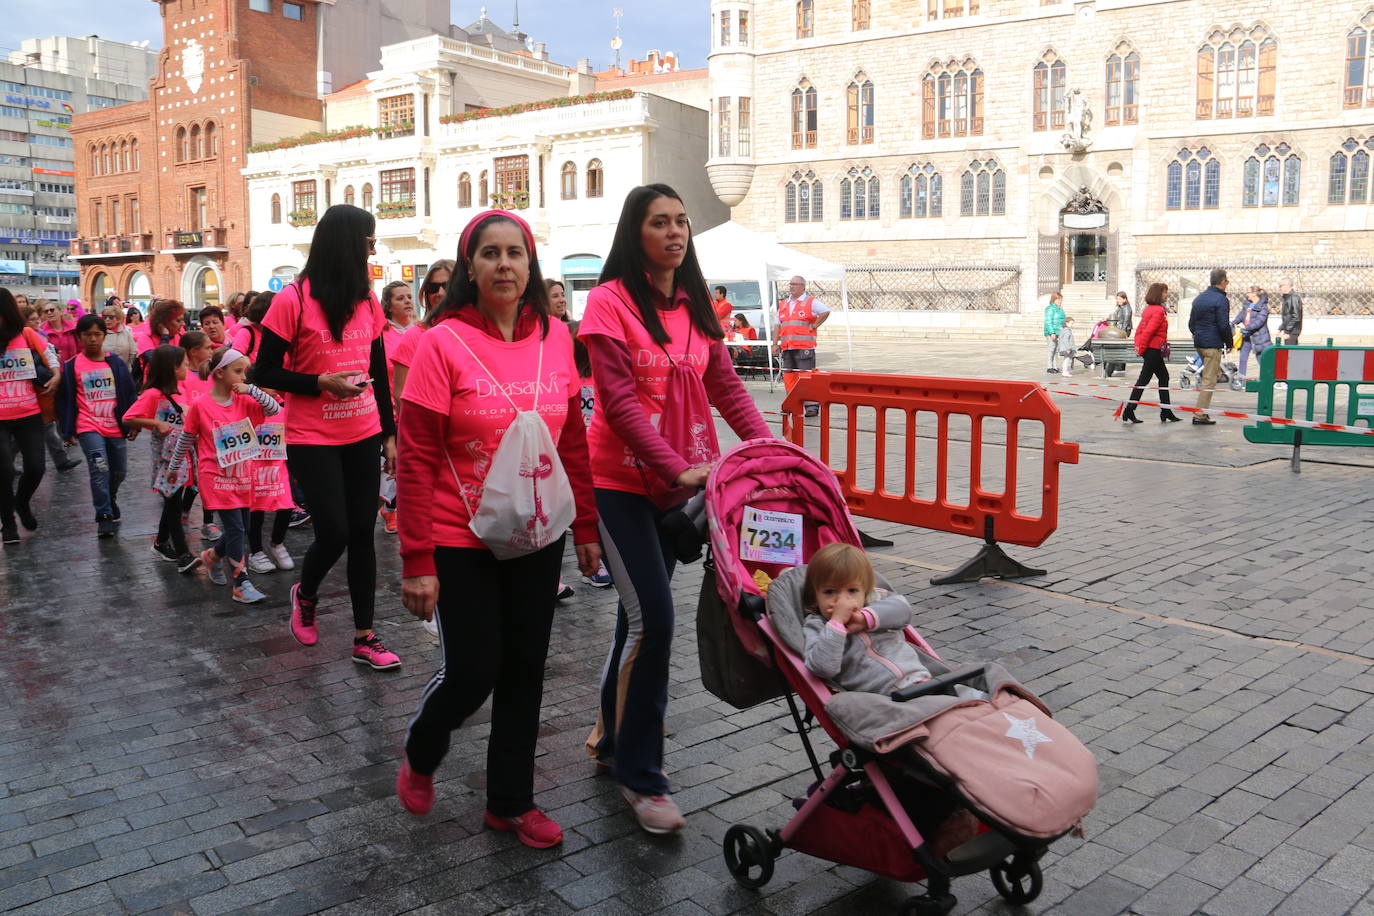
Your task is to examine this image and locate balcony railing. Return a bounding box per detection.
[69,232,155,257]
[164,227,226,250]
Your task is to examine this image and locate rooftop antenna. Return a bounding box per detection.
[513,0,519,30]
[610,7,623,70]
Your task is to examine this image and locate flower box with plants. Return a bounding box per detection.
[248,125,377,154]
[376,200,416,219]
[439,89,635,125]
[288,209,317,227]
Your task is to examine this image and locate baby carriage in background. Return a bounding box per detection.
[1179,351,1241,391]
[696,440,1099,915]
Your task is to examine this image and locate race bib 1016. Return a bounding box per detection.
[739,506,804,566]
[0,347,36,383]
[213,417,259,468]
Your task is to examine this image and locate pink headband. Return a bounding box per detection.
[457,209,537,267]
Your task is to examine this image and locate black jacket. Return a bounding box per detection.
[1279,292,1303,335]
[57,353,137,439]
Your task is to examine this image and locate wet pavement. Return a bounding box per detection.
[2,338,1373,915]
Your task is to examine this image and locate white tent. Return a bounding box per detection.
[692,221,853,376]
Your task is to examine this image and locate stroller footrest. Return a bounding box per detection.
[944,829,1017,876]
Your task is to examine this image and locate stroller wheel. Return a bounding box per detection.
[723,824,775,890]
[991,858,1043,905]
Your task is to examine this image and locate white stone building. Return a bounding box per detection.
[706,0,1374,338]
[244,35,724,316]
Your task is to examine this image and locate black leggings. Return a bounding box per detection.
[0,413,45,526]
[1127,348,1172,410]
[287,435,382,630]
[157,487,190,555]
[404,538,563,815]
[248,509,291,553]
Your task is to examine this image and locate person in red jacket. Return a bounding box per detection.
[1122,282,1181,423]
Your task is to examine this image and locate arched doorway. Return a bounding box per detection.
[91,271,112,304]
[125,271,151,316]
[1036,178,1120,303]
[181,258,222,310]
[1059,188,1110,285]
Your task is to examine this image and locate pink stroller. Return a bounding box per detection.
[700,440,1098,915]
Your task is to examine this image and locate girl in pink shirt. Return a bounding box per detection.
[0,288,62,543]
[167,347,279,604]
[377,280,415,535]
[579,185,771,834]
[255,204,400,670]
[122,344,200,572]
[393,211,601,848]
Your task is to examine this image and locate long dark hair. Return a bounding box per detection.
[0,287,24,348]
[245,291,273,325]
[301,204,375,342]
[598,184,722,345]
[143,344,186,398]
[429,214,550,338]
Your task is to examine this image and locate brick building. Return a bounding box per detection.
[706,0,1374,339]
[69,0,447,311]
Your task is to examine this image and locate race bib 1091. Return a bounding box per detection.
[255,420,286,461]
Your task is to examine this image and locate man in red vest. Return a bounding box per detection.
[774,275,831,417]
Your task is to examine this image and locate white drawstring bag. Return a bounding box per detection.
[440,322,575,560]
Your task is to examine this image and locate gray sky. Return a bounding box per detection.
[1,0,707,74]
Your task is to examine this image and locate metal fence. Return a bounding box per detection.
[1135,262,1374,316]
[809,264,1021,313]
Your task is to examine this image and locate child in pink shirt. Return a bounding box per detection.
[122,344,200,571]
[167,347,280,604]
[57,315,136,537]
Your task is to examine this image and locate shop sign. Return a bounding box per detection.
[3,94,52,110]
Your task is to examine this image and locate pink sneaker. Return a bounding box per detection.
[289,583,317,646]
[619,787,685,834]
[352,633,400,670]
[396,758,434,816]
[483,808,563,848]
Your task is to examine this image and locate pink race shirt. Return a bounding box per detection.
[577,280,714,494]
[181,370,211,405]
[124,387,191,496]
[390,323,425,369]
[0,328,47,421]
[382,322,420,392]
[73,353,121,437]
[183,392,269,510]
[401,318,579,549]
[261,278,386,446]
[229,324,262,363]
[251,400,293,511]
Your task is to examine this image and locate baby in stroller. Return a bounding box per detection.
[801,543,933,692]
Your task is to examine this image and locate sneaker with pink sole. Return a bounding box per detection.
[395,758,434,816]
[352,632,400,670]
[289,583,317,646]
[619,787,685,834]
[483,808,563,848]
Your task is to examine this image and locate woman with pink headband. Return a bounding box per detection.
[394,210,601,849]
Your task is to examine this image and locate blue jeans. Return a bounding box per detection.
[213,507,250,584]
[589,488,681,796]
[1239,339,1266,377]
[76,431,127,520]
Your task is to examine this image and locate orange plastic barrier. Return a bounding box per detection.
[780,371,1080,583]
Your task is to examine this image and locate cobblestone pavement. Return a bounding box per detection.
[3,338,1373,916]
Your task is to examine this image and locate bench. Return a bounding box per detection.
[1086,339,1194,378]
[725,339,777,383]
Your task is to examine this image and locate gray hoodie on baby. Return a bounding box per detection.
[802,589,932,694]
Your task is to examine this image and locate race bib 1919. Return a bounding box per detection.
[213,417,259,468]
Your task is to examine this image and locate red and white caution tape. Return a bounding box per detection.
[1041,385,1374,436]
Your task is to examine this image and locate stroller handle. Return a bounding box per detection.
[891,666,986,703]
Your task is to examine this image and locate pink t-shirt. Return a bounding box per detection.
[261,278,386,446]
[401,317,579,550]
[181,370,212,405]
[125,387,191,495]
[390,323,425,369]
[229,324,262,363]
[251,400,293,511]
[577,280,714,495]
[183,392,269,510]
[73,353,120,437]
[0,328,49,421]
[382,322,420,392]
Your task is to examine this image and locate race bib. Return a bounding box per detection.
[739,506,804,566]
[81,369,116,401]
[255,420,287,461]
[213,417,259,468]
[0,348,37,383]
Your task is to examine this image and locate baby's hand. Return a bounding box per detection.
[824,601,852,626]
[844,611,870,635]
